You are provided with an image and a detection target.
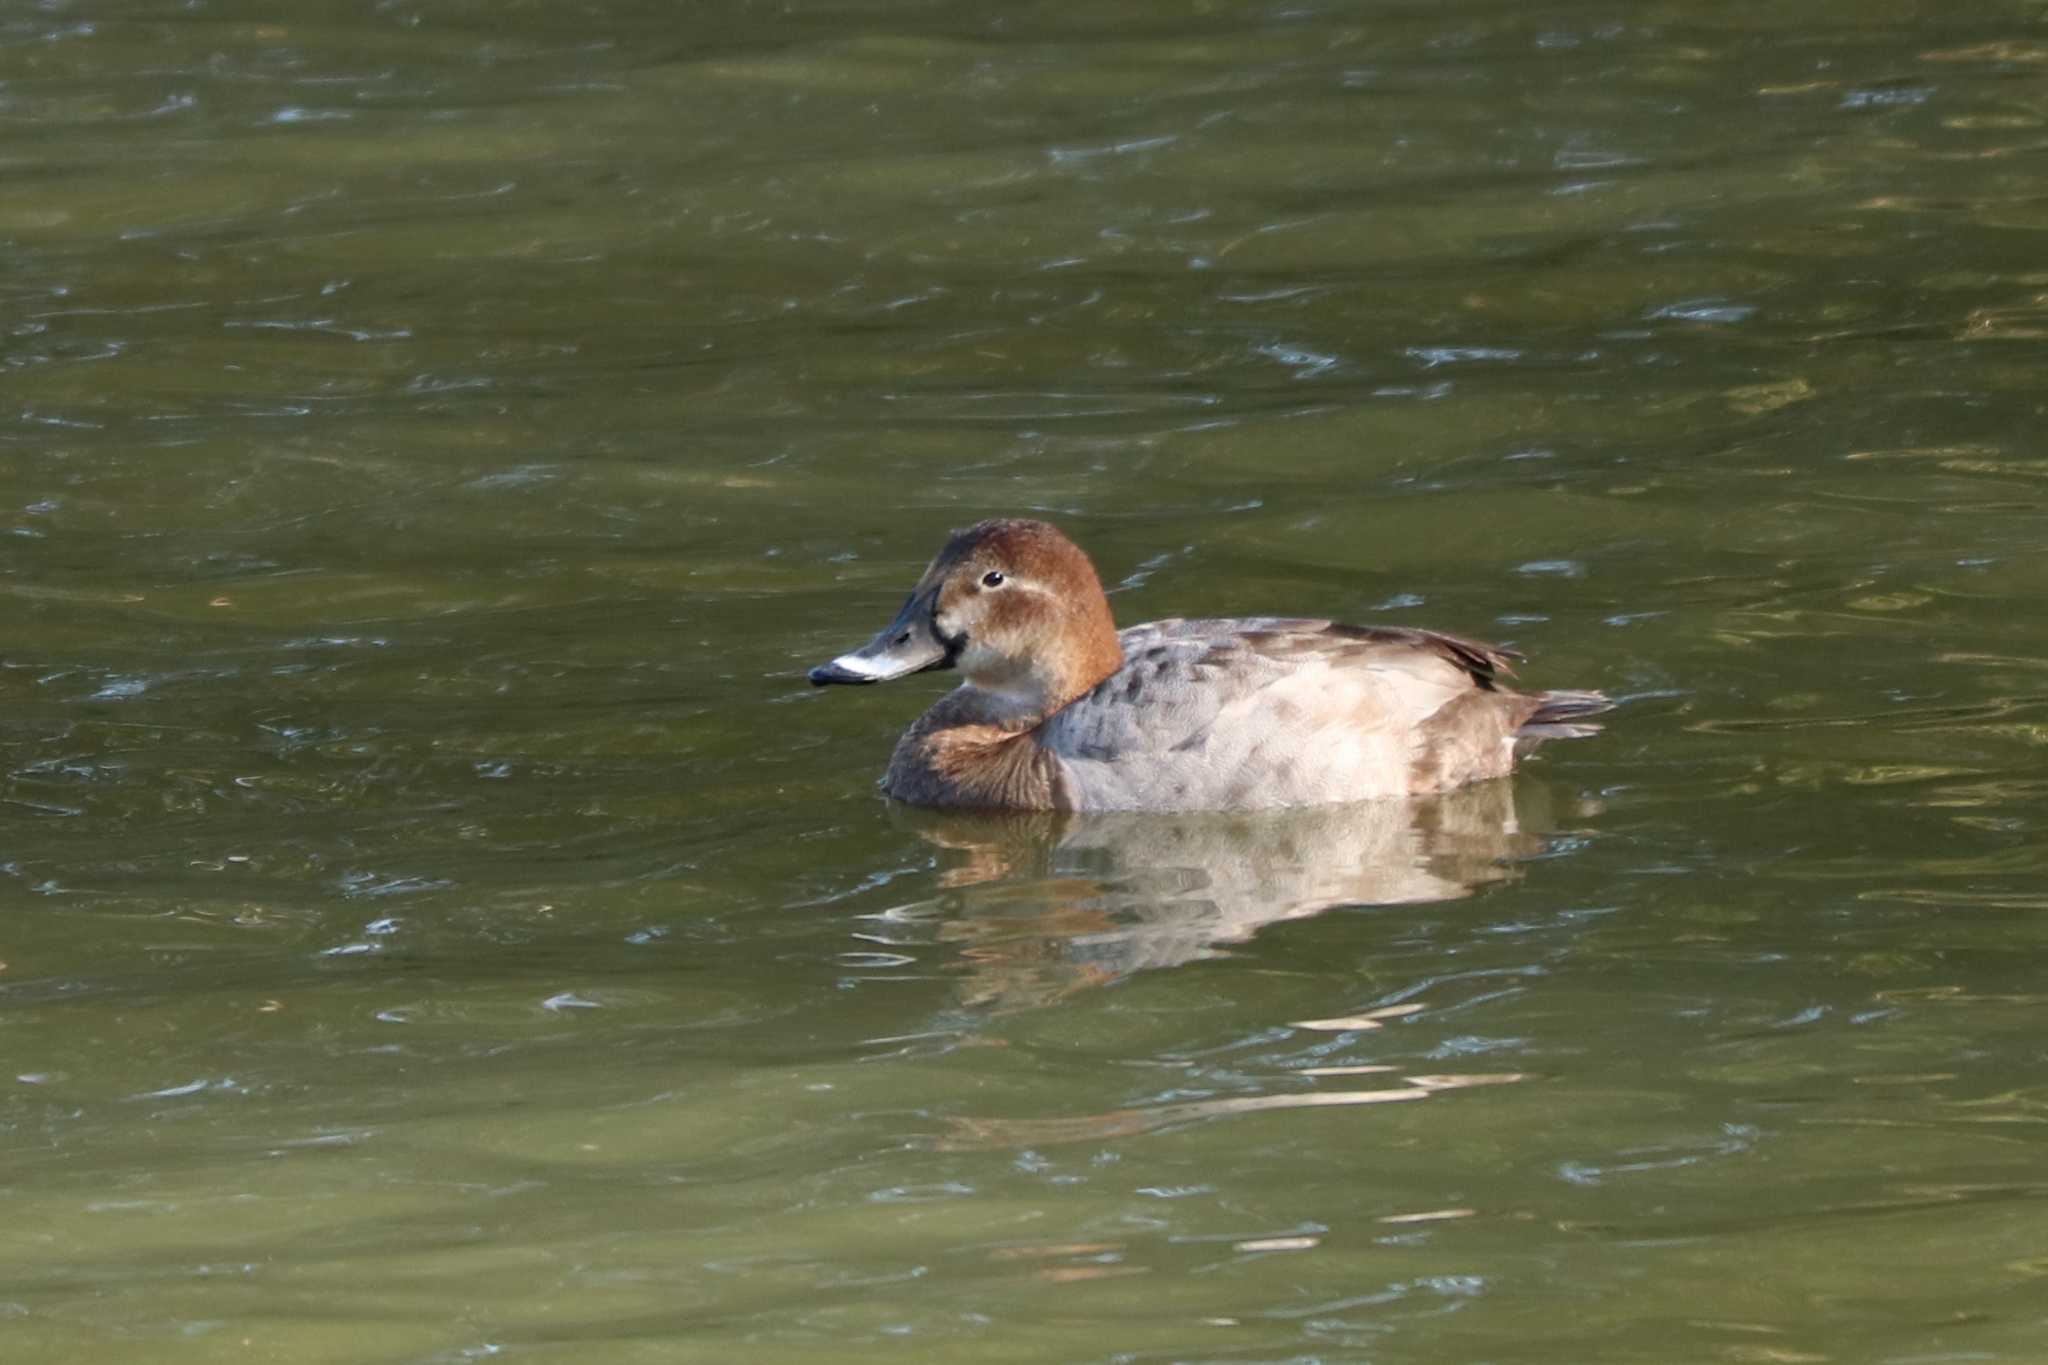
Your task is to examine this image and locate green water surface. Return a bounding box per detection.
[5,1,2048,1360]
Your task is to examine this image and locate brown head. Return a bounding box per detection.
[809,519,1124,720]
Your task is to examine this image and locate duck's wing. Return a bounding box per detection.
[1040,618,1531,809]
[1118,616,1518,678]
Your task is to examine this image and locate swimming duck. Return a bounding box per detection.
[810,519,1609,811]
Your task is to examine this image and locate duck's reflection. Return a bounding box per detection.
[887,778,1585,1011]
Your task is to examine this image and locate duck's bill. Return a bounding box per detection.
[809,593,956,686]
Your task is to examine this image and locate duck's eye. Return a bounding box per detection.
[980,570,1006,589]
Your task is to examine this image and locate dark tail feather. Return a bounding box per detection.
[1515,689,1613,744]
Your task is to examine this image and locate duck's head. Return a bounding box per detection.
[809,518,1123,716]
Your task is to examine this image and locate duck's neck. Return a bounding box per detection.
[958,595,1124,728]
[1052,594,1125,708]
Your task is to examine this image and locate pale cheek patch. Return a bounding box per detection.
[958,638,1007,678]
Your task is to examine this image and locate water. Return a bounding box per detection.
[6,1,2048,1359]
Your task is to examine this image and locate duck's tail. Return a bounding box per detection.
[1514,689,1613,746]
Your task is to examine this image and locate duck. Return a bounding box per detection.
[809,518,1609,811]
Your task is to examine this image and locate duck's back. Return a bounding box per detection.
[1038,618,1547,811]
